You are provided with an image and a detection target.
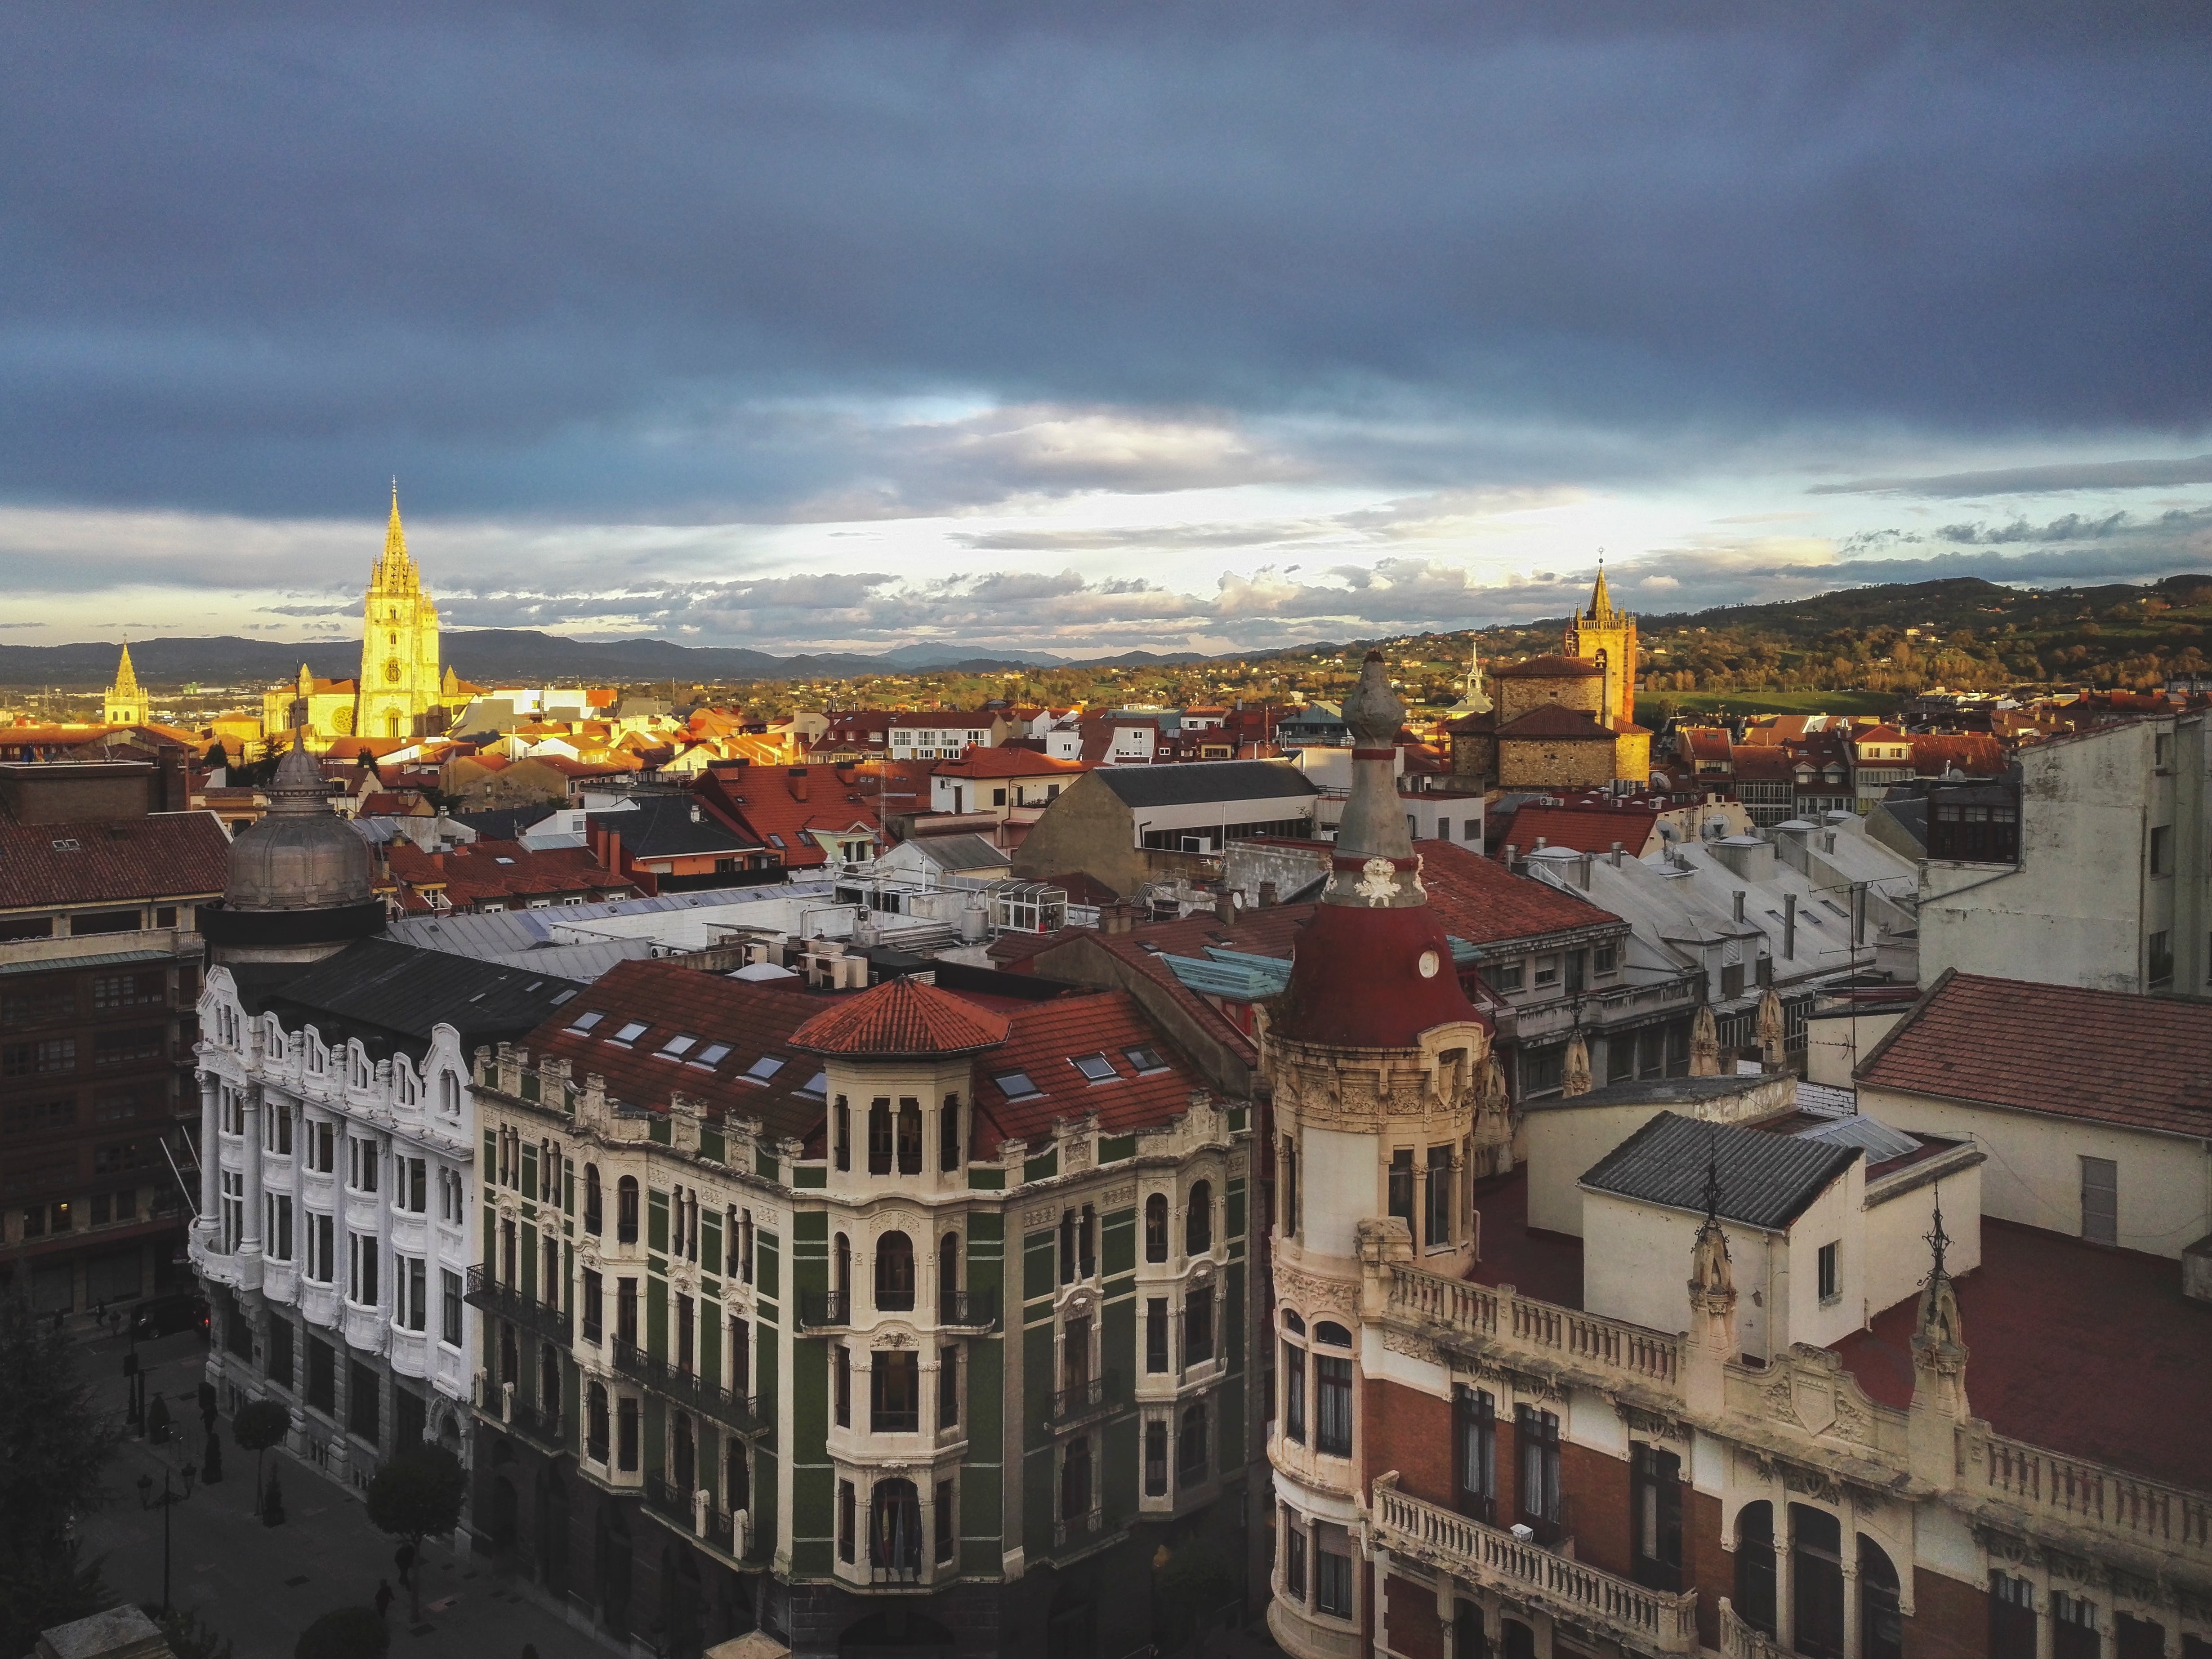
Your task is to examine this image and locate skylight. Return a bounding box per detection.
[550,989,577,1005]
[797,1069,828,1099]
[611,1020,649,1045]
[746,1056,786,1082]
[995,1070,1042,1100]
[1071,1053,1118,1084]
[566,1010,605,1034]
[1124,1045,1167,1074]
[658,1034,697,1058]
[690,1043,732,1068]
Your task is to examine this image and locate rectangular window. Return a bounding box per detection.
[267,1193,294,1261]
[348,1137,378,1193]
[1283,1509,1307,1601]
[834,1344,851,1427]
[220,1170,244,1253]
[582,1269,603,1343]
[731,1315,750,1395]
[397,1157,426,1213]
[872,1350,919,1432]
[264,1106,293,1155]
[834,1098,850,1171]
[939,1345,959,1429]
[1387,1148,1414,1225]
[838,1481,856,1563]
[268,1317,294,1390]
[1989,1573,2036,1659]
[2150,825,2173,875]
[2052,1594,2099,1659]
[1517,1406,1562,1534]
[1533,955,1561,988]
[442,1269,463,1346]
[93,1026,163,1066]
[349,1231,379,1306]
[617,1396,639,1471]
[1425,1144,1453,1248]
[398,1255,427,1331]
[1817,1241,1840,1303]
[308,1212,334,1282]
[1146,1299,1169,1373]
[1632,1443,1683,1591]
[1280,1139,1298,1238]
[1315,1525,1354,1618]
[3,1037,76,1077]
[1283,1340,1306,1443]
[2149,931,2174,990]
[1454,1386,1494,1521]
[2080,1156,2118,1246]
[1315,1354,1352,1456]
[935,1479,955,1563]
[306,1335,335,1411]
[309,1119,334,1173]
[616,1277,638,1347]
[1489,960,1525,994]
[1183,1286,1214,1367]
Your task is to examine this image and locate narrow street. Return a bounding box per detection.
[71,1320,612,1659]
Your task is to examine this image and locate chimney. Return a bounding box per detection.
[1214,891,1236,926]
[1258,880,1278,908]
[689,801,702,823]
[1732,890,1745,923]
[1578,851,1592,890]
[1503,844,1517,872]
[1784,892,1797,960]
[787,767,809,802]
[1610,840,1624,867]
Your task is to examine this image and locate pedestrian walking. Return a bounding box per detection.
[375,1579,394,1621]
[393,1541,416,1589]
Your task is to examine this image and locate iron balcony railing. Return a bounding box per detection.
[610,1339,768,1437]
[941,1289,999,1331]
[508,1397,565,1452]
[1048,1370,1121,1429]
[464,1266,573,1345]
[797,1290,852,1330]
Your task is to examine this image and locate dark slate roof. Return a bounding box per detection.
[1092,759,1318,810]
[588,794,760,858]
[452,807,540,841]
[1523,1075,1780,1114]
[1579,1111,1862,1231]
[244,937,588,1060]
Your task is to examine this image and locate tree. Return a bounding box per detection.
[158,1606,236,1659]
[232,1399,291,1517]
[363,1447,464,1621]
[294,1607,388,1659]
[0,1297,120,1657]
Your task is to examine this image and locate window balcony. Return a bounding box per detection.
[797,1290,851,1331]
[940,1289,999,1332]
[464,1265,572,1346]
[610,1339,767,1437]
[1371,1474,1698,1655]
[1047,1370,1121,1431]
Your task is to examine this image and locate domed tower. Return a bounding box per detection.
[1262,651,1496,1659]
[200,732,385,967]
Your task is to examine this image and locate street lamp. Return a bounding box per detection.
[135,1463,196,1615]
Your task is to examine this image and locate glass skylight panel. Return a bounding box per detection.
[566,1010,605,1034]
[658,1034,697,1058]
[1071,1052,1117,1083]
[798,1070,828,1098]
[746,1056,787,1082]
[1124,1045,1167,1074]
[611,1020,649,1045]
[550,989,577,1005]
[691,1043,732,1067]
[995,1070,1042,1099]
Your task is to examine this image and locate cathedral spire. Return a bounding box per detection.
[380,482,412,577]
[113,641,138,696]
[1588,553,1614,624]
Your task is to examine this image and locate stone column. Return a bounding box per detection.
[2032,1584,2053,1659]
[196,1072,221,1229]
[240,1084,265,1258]
[1773,1498,1795,1659]
[1371,1546,1391,1659]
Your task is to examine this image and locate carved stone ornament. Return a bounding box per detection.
[1972,1525,2036,1568]
[1064,1140,1093,1171]
[1356,858,1400,906]
[1382,1327,1443,1367]
[1102,1184,1136,1210]
[877,1328,916,1350]
[1271,1263,1356,1322]
[1022,1204,1059,1230]
[1616,1402,1692,1444]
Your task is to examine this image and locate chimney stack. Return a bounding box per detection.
[1214,891,1237,927]
[1732,890,1746,923]
[1609,840,1624,868]
[1258,880,1278,908]
[1503,844,1517,872]
[786,767,809,801]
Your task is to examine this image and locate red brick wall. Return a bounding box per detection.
[1364,1377,1454,1508]
[1684,1488,1726,1650]
[1563,1440,1632,1579]
[1388,1570,1444,1659]
[1912,1568,1989,1659]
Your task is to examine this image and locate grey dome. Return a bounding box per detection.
[225,736,375,912]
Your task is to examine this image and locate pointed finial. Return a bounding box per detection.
[1700,1121,1722,1226]
[1925,1187,1951,1285]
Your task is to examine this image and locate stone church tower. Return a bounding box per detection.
[1561,560,1638,728]
[1261,651,1504,1659]
[102,642,147,727]
[354,485,443,741]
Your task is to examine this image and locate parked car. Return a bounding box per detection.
[132,1291,209,1341]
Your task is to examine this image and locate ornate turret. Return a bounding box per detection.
[1908,1195,1971,1482]
[200,730,384,968]
[1690,1004,1721,1076]
[1562,554,1638,730]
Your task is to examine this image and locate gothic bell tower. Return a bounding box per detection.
[1563,557,1638,728]
[353,485,443,742]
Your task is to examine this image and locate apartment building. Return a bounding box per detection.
[463,955,1255,1657]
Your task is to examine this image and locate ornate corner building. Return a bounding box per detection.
[1260,660,2212,1659]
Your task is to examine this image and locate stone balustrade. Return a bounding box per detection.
[1962,1423,2212,1574]
[1719,1598,1787,1659]
[1371,1474,1700,1655]
[1384,1261,1683,1391]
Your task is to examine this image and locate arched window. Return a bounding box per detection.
[896,1097,923,1175]
[1186,1181,1213,1255]
[876,1232,915,1311]
[616,1175,638,1244]
[1314,1323,1353,1456]
[1145,1194,1168,1262]
[938,1234,960,1309]
[584,1165,603,1235]
[1859,1537,1902,1659]
[868,1098,893,1174]
[1178,1402,1209,1485]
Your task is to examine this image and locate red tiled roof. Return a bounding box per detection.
[1490,655,1602,679]
[0,811,232,909]
[1418,838,1624,945]
[973,990,1205,1152]
[1857,970,2212,1136]
[1832,1220,2212,1490]
[931,749,1089,780]
[1501,804,1659,856]
[384,840,634,910]
[1910,734,2007,776]
[1728,747,1793,780]
[1494,705,1616,740]
[702,764,882,868]
[522,959,830,1141]
[790,974,1011,1057]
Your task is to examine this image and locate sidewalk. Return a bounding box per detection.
[72,1324,614,1659]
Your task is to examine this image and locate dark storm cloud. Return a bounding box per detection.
[4,3,2212,521]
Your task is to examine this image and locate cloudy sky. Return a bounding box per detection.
[4,4,2210,656]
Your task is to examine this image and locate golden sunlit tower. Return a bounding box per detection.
[1562,554,1638,728]
[353,483,443,741]
[103,641,147,727]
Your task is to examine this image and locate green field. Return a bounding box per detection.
[1634,689,1899,726]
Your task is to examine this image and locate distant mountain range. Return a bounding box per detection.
[0,629,1213,688]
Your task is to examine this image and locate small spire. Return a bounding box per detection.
[381,482,411,573]
[1924,1191,1952,1286]
[1700,1121,1723,1225]
[1588,551,1613,624]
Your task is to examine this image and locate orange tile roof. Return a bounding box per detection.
[1858,969,2212,1137]
[384,839,633,909]
[791,974,1011,1057]
[0,812,232,908]
[931,748,1089,780]
[1494,704,1616,740]
[1502,804,1659,856]
[974,990,1205,1152]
